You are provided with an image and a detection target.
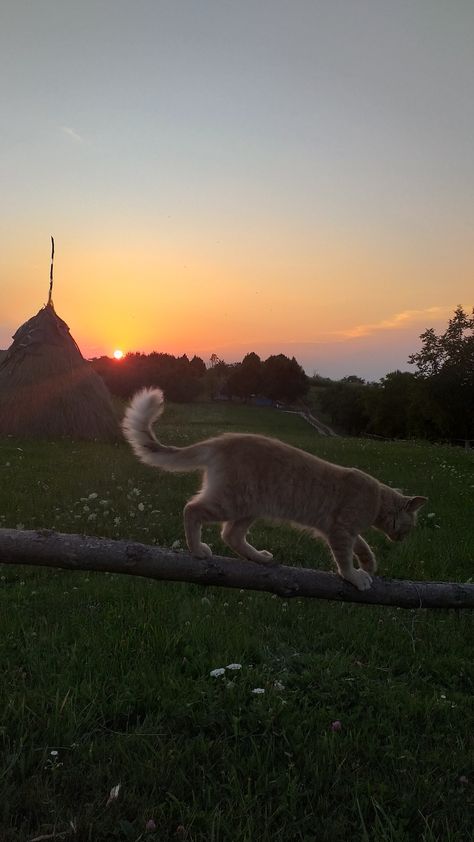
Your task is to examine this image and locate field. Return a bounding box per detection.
[0,402,473,842]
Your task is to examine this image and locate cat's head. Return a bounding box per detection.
[377,493,427,542]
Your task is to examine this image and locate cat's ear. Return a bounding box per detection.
[405,496,428,512]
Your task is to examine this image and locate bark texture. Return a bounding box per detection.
[0,528,472,610]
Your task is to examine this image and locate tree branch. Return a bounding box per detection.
[0,528,472,610]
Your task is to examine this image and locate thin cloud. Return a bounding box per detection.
[60,125,85,143]
[336,307,446,339]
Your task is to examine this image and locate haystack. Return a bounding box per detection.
[0,302,118,440]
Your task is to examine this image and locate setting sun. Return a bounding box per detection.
[113,349,124,360]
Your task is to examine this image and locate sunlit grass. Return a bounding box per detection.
[0,402,472,841]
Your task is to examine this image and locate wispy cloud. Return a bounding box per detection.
[60,125,85,143]
[335,306,446,339]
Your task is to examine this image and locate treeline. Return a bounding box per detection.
[90,307,472,442]
[91,351,309,404]
[316,307,473,442]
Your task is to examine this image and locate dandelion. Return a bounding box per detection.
[88,492,98,500]
[113,517,121,526]
[50,750,59,757]
[427,512,436,519]
[171,539,181,549]
[331,720,342,732]
[145,818,157,832]
[138,502,145,512]
[226,663,242,671]
[252,688,265,694]
[210,668,225,678]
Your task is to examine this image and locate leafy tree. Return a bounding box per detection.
[408,306,474,439]
[366,371,422,439]
[261,354,309,403]
[319,381,371,435]
[408,305,474,377]
[189,355,206,378]
[225,352,263,400]
[340,375,366,385]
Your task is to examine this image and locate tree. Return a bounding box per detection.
[189,355,206,379]
[408,306,474,377]
[261,355,309,403]
[408,306,474,439]
[225,352,263,400]
[319,381,371,435]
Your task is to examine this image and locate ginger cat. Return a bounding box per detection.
[122,388,426,591]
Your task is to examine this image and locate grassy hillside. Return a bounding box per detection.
[0,402,472,841]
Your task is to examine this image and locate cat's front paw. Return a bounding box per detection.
[344,568,373,591]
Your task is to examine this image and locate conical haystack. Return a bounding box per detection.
[0,302,118,440]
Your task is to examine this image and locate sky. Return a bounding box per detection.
[1,0,473,380]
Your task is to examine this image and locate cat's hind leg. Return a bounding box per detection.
[221,519,274,564]
[183,499,218,558]
[327,528,373,591]
[354,536,377,575]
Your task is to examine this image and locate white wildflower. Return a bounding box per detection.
[88,493,98,500]
[138,502,145,512]
[252,687,265,694]
[210,668,225,678]
[226,663,242,671]
[106,783,121,807]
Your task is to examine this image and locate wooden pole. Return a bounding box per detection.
[47,235,55,306]
[0,528,472,609]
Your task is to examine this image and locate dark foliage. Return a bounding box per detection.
[318,307,473,442]
[91,352,206,402]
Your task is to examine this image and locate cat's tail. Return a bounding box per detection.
[122,388,209,472]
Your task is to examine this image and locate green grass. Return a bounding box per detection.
[0,402,473,841]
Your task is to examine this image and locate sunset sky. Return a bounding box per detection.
[1,1,472,380]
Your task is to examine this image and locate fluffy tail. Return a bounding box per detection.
[122,388,208,472]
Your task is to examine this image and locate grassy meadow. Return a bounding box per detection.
[0,402,473,841]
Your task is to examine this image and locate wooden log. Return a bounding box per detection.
[0,528,472,610]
